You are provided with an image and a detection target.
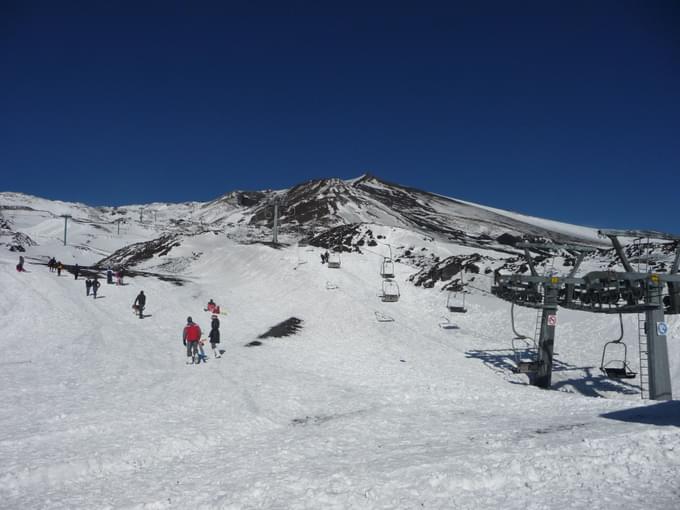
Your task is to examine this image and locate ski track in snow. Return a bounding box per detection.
[1,232,680,509]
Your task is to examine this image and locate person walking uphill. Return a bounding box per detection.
[183,317,202,364]
[209,314,221,358]
[91,277,100,299]
[133,291,146,319]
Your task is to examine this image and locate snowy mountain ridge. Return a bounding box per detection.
[0,174,606,245]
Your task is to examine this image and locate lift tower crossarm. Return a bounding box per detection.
[598,229,680,242]
[599,229,680,273]
[517,242,597,278]
[598,231,634,273]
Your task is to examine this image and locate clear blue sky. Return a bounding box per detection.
[1,1,678,232]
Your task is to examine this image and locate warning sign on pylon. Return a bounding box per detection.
[547,314,557,327]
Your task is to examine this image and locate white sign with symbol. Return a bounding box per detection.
[547,315,558,327]
[657,322,669,336]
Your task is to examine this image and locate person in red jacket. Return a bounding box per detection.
[183,317,202,364]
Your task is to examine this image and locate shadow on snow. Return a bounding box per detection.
[465,348,641,397]
[601,401,680,427]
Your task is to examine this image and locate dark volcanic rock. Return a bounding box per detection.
[497,233,521,246]
[95,234,182,268]
[409,253,486,289]
[309,224,370,252]
[1,231,37,252]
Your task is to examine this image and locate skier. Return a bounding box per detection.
[16,255,25,272]
[209,314,221,358]
[73,264,80,280]
[133,290,145,318]
[85,278,92,296]
[117,268,124,286]
[324,251,330,263]
[183,317,202,364]
[320,253,325,264]
[48,257,55,272]
[106,268,113,284]
[57,261,63,276]
[92,277,100,299]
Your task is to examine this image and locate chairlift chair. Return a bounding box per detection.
[381,279,400,302]
[511,336,542,374]
[446,290,467,313]
[327,253,341,268]
[509,303,540,373]
[438,316,459,329]
[380,257,395,278]
[600,314,637,379]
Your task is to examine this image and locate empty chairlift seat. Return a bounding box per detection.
[380,257,395,278]
[599,313,637,379]
[327,253,341,268]
[600,341,637,379]
[381,279,400,302]
[446,290,467,313]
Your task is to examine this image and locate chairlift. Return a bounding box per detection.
[511,336,542,374]
[380,257,395,279]
[438,316,459,329]
[600,313,637,379]
[327,252,341,269]
[381,279,400,302]
[446,290,467,313]
[510,303,541,373]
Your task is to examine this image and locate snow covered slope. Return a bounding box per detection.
[1,228,679,508]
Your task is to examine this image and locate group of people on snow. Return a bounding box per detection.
[183,309,221,364]
[106,267,124,285]
[47,257,64,275]
[22,254,226,364]
[320,251,330,264]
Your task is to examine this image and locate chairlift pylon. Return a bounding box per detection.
[600,313,637,379]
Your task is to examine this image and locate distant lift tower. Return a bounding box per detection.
[266,197,287,245]
[61,214,72,246]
